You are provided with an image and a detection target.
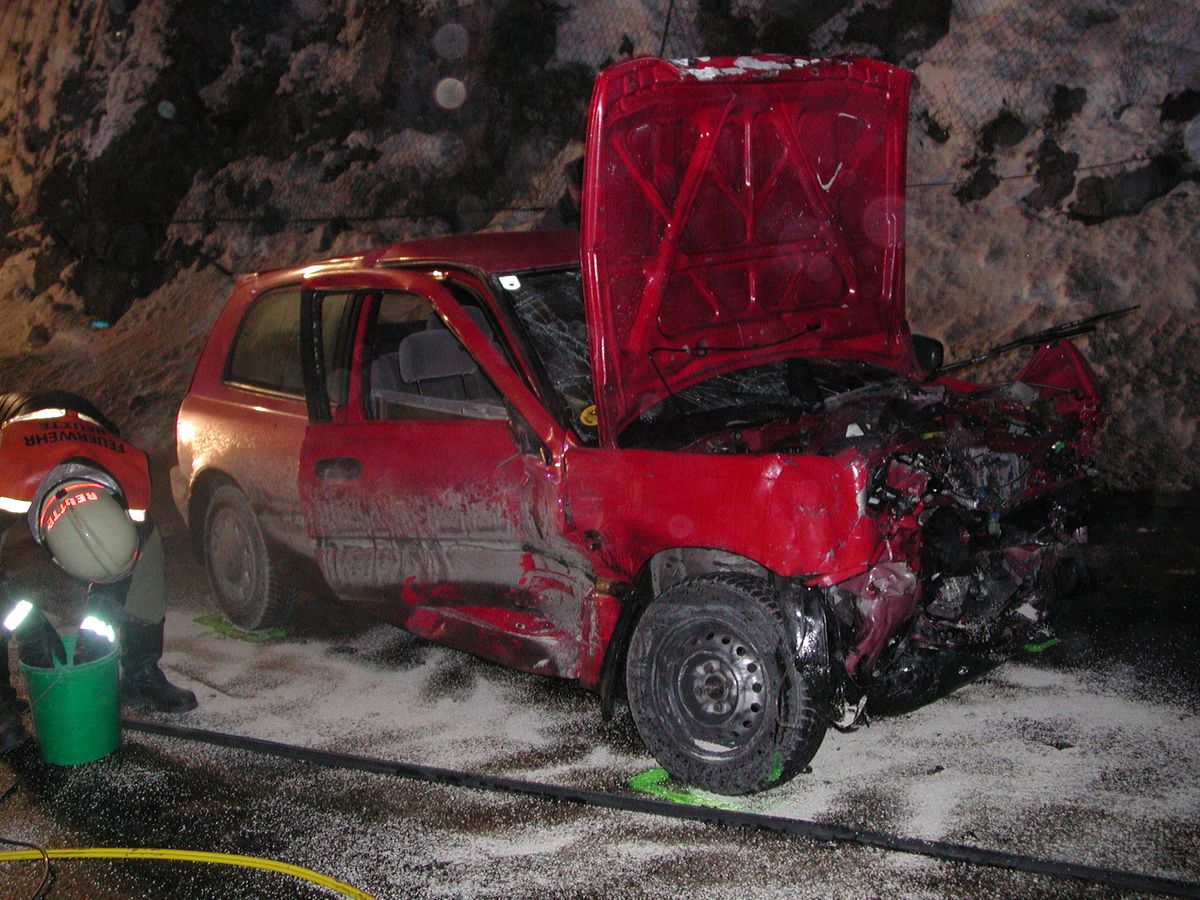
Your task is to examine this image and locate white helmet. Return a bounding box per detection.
[36,477,138,584]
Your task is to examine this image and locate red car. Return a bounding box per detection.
[172,56,1101,794]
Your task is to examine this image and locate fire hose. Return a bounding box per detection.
[115,717,1199,899]
[0,845,372,899]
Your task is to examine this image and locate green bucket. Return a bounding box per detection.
[20,632,121,765]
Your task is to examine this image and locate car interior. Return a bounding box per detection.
[366,296,503,420]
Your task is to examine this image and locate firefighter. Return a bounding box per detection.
[0,391,196,753]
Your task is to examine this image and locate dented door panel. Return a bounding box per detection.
[299,275,597,679]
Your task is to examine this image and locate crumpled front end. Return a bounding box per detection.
[856,455,1089,666]
[812,340,1100,682]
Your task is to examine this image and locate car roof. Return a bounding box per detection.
[242,230,580,294]
[375,229,580,274]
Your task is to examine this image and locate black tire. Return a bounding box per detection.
[625,573,827,795]
[202,484,294,631]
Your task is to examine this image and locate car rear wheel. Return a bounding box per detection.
[203,484,294,631]
[626,573,827,795]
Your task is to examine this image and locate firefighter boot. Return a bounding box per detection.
[120,619,197,713]
[1,637,28,753]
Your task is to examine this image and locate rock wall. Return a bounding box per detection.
[0,0,1196,488]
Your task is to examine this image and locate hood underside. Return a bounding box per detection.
[582,55,913,444]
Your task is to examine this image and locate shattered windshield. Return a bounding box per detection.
[499,267,597,440]
[498,265,904,449]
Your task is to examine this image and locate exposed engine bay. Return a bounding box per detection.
[621,349,1099,716]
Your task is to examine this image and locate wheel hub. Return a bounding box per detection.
[210,509,252,603]
[674,628,768,750]
[703,673,727,702]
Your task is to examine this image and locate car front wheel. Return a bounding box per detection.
[202,484,294,631]
[625,573,827,795]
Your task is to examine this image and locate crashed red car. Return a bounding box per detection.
[172,56,1102,794]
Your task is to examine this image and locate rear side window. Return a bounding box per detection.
[318,293,356,405]
[226,288,303,395]
[226,289,356,402]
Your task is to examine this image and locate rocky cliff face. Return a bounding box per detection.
[0,0,1196,489]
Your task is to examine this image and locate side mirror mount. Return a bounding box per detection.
[912,334,945,375]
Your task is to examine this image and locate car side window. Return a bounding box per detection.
[227,289,356,402]
[365,292,506,421]
[226,288,304,395]
[317,293,356,406]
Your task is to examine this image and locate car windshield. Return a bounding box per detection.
[501,267,597,440]
[500,266,904,449]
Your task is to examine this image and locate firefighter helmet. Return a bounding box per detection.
[36,478,138,584]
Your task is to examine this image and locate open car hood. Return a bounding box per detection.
[582,55,915,445]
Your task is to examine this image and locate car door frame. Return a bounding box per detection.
[296,267,599,678]
[298,268,563,443]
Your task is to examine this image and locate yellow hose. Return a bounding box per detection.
[0,846,374,899]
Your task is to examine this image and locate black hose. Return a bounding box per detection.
[123,717,1200,898]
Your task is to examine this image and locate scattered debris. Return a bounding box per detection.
[627,768,742,810]
[193,614,285,644]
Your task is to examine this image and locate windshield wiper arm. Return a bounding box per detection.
[939,305,1138,375]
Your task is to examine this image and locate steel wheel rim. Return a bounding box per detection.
[209,507,255,610]
[668,624,769,759]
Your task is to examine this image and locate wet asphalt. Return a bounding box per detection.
[0,493,1197,899]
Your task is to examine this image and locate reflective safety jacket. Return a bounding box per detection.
[0,406,151,529]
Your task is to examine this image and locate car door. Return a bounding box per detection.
[297,269,592,677]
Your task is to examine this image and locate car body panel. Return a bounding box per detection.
[374,230,579,273]
[174,266,342,586]
[582,55,914,444]
[295,268,595,679]
[562,444,879,582]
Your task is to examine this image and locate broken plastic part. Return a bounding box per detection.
[831,694,869,732]
[844,562,920,677]
[1024,636,1062,653]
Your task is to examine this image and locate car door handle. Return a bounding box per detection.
[314,457,362,481]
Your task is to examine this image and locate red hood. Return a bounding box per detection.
[582,55,914,444]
